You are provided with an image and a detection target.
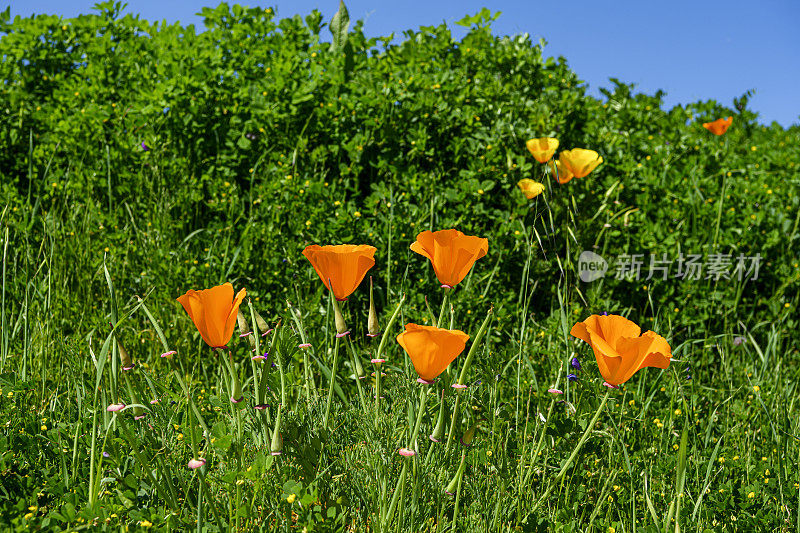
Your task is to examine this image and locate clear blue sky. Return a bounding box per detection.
[8,0,800,127]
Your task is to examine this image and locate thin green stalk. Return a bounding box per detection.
[530,391,610,513]
[324,336,340,428]
[286,300,315,402]
[409,386,428,452]
[451,451,466,532]
[384,463,407,529]
[446,308,493,450]
[374,362,383,428]
[436,289,450,328]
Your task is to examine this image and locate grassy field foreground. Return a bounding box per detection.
[1,2,800,531]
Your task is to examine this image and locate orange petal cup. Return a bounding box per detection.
[517,179,545,199]
[558,149,603,179]
[525,137,559,163]
[396,324,469,383]
[302,244,376,301]
[570,314,671,387]
[177,283,247,349]
[410,229,488,289]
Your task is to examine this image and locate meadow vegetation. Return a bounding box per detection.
[0,1,799,530]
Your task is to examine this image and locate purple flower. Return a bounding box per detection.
[733,336,745,346]
[567,373,578,382]
[571,357,581,370]
[140,141,150,151]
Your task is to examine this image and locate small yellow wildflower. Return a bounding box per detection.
[287,494,297,504]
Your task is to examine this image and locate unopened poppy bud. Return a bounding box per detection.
[254,309,269,334]
[353,353,366,379]
[271,407,283,455]
[236,309,249,333]
[444,452,467,496]
[230,375,244,404]
[429,391,447,442]
[367,277,379,337]
[236,310,256,349]
[116,336,134,371]
[332,297,349,337]
[460,424,478,447]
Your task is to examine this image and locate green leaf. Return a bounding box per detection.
[329,0,350,53]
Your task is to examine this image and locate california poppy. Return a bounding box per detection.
[302,244,376,301]
[570,314,671,386]
[396,324,469,382]
[517,179,545,199]
[548,159,575,184]
[410,229,488,288]
[702,116,732,136]
[177,283,246,349]
[526,137,559,163]
[558,149,603,179]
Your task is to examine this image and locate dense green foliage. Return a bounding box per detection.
[1,1,799,531]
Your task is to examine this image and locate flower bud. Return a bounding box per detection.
[429,391,447,442]
[367,277,379,337]
[460,423,478,447]
[254,309,270,334]
[116,335,134,371]
[230,375,244,404]
[444,452,467,496]
[237,310,256,349]
[271,407,283,456]
[332,297,349,337]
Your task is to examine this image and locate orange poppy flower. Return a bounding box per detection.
[702,116,733,136]
[302,244,376,301]
[558,149,603,179]
[526,137,559,163]
[396,323,470,382]
[410,229,488,289]
[548,159,575,184]
[517,179,545,199]
[177,283,247,349]
[570,314,671,386]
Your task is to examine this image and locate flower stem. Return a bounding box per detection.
[324,335,340,429]
[532,390,610,511]
[436,289,450,328]
[384,462,407,529]
[409,386,428,451]
[374,363,382,429]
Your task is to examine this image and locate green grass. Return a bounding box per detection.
[1,1,799,531]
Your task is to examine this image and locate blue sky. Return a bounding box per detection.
[8,0,800,127]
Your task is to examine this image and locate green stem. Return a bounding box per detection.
[286,300,315,402]
[384,462,407,528]
[451,450,467,531]
[409,386,428,451]
[532,391,610,511]
[374,363,383,429]
[436,289,450,328]
[375,294,406,361]
[324,336,340,428]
